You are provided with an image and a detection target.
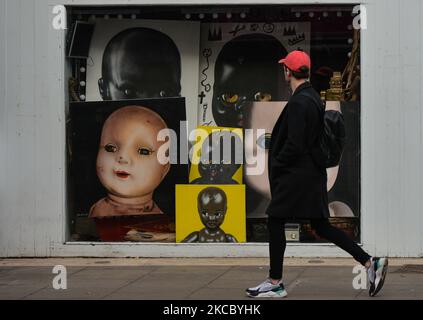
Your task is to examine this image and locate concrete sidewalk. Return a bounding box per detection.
[0,258,422,300]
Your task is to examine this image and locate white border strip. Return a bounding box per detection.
[45,242,356,258]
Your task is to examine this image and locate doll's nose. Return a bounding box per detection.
[117,155,129,164]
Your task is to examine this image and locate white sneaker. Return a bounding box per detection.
[368,257,388,297]
[246,279,288,298]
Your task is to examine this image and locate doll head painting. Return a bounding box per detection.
[191,130,242,185]
[90,105,171,218]
[212,33,289,128]
[98,28,181,100]
[182,187,237,243]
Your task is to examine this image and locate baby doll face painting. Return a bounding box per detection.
[96,106,170,199]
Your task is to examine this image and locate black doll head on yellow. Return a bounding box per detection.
[192,131,242,185]
[198,187,227,229]
[182,187,237,243]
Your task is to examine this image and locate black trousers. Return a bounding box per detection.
[268,216,372,280]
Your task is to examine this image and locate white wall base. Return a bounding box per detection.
[42,242,355,258]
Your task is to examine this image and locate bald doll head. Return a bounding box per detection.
[96,106,171,200]
[98,28,181,100]
[197,187,228,230]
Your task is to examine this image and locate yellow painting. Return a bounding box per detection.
[176,184,246,243]
[189,126,243,184]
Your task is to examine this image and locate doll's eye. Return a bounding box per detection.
[221,93,239,106]
[104,144,117,153]
[254,92,272,102]
[120,85,137,98]
[138,147,153,156]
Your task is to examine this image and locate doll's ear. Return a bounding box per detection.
[98,78,110,100]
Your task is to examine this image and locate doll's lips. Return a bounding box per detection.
[207,222,217,228]
[115,170,130,179]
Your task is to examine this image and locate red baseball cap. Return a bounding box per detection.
[278,50,311,72]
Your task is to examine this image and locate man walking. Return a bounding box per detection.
[246,50,388,298]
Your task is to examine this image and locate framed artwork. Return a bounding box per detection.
[176,185,246,243]
[68,97,188,242]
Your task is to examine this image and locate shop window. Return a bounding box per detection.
[65,4,361,244]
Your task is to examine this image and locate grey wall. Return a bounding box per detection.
[0,0,422,257]
[361,0,423,257]
[1,0,66,256]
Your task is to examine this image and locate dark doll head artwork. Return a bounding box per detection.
[182,187,237,243]
[191,131,242,185]
[98,28,181,100]
[212,33,289,128]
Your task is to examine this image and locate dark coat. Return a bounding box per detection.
[266,82,329,219]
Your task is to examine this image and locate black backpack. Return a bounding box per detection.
[299,91,346,168]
